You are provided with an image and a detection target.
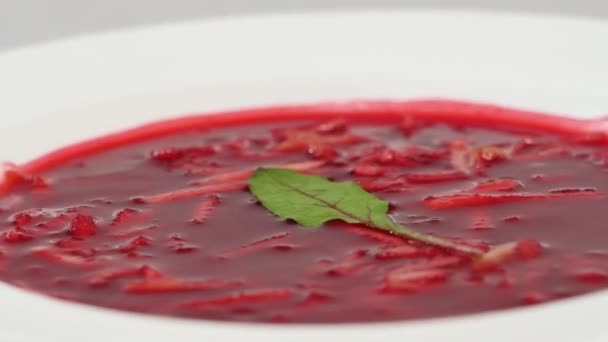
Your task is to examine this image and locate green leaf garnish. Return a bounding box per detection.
[248,168,483,256]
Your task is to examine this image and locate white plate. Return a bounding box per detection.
[0,9,607,342]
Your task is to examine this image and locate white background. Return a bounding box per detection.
[0,8,608,342]
[1,0,607,50]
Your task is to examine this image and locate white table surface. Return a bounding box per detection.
[0,0,607,50]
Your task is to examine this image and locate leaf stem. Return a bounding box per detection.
[386,220,485,257]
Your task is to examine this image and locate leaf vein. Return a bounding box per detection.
[267,172,365,223]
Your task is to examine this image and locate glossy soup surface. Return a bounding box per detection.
[1,103,608,323]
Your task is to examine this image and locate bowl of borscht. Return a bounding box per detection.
[0,9,607,342]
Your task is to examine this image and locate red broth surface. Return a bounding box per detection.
[1,101,608,323]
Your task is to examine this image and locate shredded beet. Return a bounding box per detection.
[110,225,158,239]
[167,235,199,253]
[1,169,50,192]
[3,227,34,243]
[86,267,143,287]
[382,269,449,293]
[574,269,608,284]
[190,160,325,186]
[405,171,467,184]
[111,208,143,227]
[55,238,84,249]
[118,236,152,253]
[397,256,468,273]
[217,233,290,258]
[469,210,495,230]
[475,240,543,271]
[515,240,543,260]
[125,278,245,294]
[272,125,366,153]
[375,245,425,260]
[150,146,217,164]
[424,190,602,210]
[356,177,410,193]
[68,215,97,238]
[33,249,96,267]
[190,195,220,224]
[470,179,524,193]
[135,182,246,204]
[179,289,294,309]
[326,262,373,277]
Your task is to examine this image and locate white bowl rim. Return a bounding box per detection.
[0,8,607,342]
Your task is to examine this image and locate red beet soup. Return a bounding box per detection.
[1,101,608,323]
